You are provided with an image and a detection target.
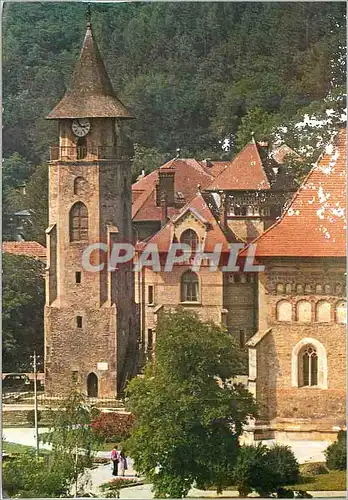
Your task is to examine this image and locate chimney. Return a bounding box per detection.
[202,158,213,168]
[156,169,175,207]
[160,192,168,227]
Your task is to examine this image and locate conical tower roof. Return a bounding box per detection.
[47,23,132,120]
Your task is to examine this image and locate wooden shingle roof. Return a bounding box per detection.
[47,24,132,120]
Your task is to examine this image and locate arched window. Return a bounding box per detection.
[180,229,199,252]
[276,300,292,322]
[316,301,331,323]
[292,338,328,389]
[76,136,87,159]
[73,176,87,195]
[297,300,312,322]
[305,284,312,294]
[70,202,88,242]
[336,284,343,294]
[276,283,285,294]
[285,283,292,294]
[87,372,98,397]
[336,300,347,324]
[181,271,199,302]
[315,284,323,294]
[324,284,331,294]
[299,345,318,387]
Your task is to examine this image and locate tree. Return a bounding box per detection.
[125,309,257,498]
[2,3,346,164]
[132,144,166,183]
[2,153,33,240]
[20,164,49,245]
[2,253,45,372]
[42,390,102,496]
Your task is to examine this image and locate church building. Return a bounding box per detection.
[243,128,346,443]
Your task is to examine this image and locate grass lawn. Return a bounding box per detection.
[288,470,346,491]
[207,470,346,493]
[2,441,50,456]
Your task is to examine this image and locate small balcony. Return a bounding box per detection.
[49,145,130,161]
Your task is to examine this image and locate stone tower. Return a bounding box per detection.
[44,22,137,398]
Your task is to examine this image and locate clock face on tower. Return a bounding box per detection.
[72,118,91,137]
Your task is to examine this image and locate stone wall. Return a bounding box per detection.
[250,258,346,438]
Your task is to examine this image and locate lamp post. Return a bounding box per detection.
[30,351,40,458]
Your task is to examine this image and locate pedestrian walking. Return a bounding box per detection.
[118,449,128,477]
[110,445,119,476]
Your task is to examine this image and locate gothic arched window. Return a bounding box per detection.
[70,202,88,242]
[292,338,328,389]
[181,270,199,302]
[180,229,199,252]
[299,345,318,387]
[276,283,285,294]
[276,300,292,322]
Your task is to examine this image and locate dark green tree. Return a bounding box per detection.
[125,309,257,498]
[20,164,49,245]
[2,254,45,372]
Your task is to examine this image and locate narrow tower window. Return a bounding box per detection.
[76,316,83,328]
[70,202,88,242]
[75,271,82,284]
[148,285,154,305]
[239,330,245,348]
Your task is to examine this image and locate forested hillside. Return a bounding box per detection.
[2,2,346,241]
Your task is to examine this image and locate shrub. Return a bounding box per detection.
[300,462,328,476]
[2,451,73,498]
[325,431,346,470]
[100,477,138,497]
[233,443,275,496]
[26,409,41,427]
[233,444,300,496]
[91,412,135,442]
[266,444,300,485]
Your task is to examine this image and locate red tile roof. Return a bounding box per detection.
[132,158,217,221]
[241,128,346,258]
[147,191,232,253]
[3,241,46,261]
[206,141,271,191]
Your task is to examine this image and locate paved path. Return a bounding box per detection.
[3,428,346,499]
